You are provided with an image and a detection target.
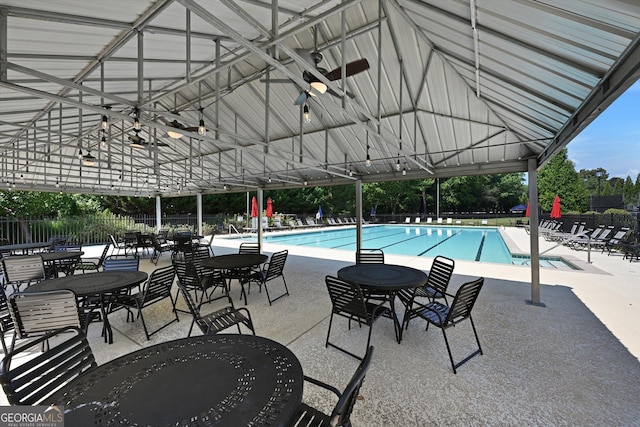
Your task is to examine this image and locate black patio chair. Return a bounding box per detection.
[355,248,384,264]
[7,289,82,352]
[324,275,389,360]
[404,277,485,374]
[173,259,227,309]
[112,265,179,340]
[150,233,174,265]
[239,242,261,255]
[240,250,290,305]
[50,243,83,277]
[293,346,374,427]
[2,255,45,292]
[77,243,111,273]
[0,326,96,405]
[355,249,388,302]
[175,281,255,337]
[108,234,128,256]
[603,227,633,255]
[415,255,455,303]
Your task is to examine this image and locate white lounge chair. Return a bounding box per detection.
[415,217,420,223]
[446,218,453,224]
[405,217,411,223]
[437,218,443,224]
[426,218,433,224]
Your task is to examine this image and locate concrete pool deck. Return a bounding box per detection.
[2,226,639,425]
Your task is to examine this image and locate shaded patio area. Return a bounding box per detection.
[2,227,639,425]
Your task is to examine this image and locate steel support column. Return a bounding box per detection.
[528,158,542,306]
[355,179,363,250]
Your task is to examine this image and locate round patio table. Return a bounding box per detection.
[201,254,268,304]
[337,263,428,343]
[49,334,304,426]
[0,241,50,255]
[26,271,147,344]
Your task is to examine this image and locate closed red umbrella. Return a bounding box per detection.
[525,202,530,218]
[266,198,273,217]
[550,195,561,219]
[251,196,258,218]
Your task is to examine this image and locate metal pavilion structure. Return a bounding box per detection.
[1,0,639,303]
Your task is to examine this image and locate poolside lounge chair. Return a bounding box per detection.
[405,217,411,223]
[446,218,453,224]
[603,228,633,255]
[426,217,433,224]
[568,225,610,250]
[415,217,420,223]
[437,218,443,224]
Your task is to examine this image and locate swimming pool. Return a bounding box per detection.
[248,225,577,269]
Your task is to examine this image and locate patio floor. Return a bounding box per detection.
[2,226,639,425]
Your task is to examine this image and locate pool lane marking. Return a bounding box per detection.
[474,232,486,261]
[330,229,417,249]
[416,230,462,257]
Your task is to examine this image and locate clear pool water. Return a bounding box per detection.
[249,225,577,269]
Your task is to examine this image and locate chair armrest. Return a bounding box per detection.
[303,375,342,398]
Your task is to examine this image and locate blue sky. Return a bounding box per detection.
[567,81,640,180]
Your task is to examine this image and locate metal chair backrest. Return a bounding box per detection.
[356,248,384,264]
[174,280,203,321]
[446,277,484,325]
[0,326,96,405]
[8,290,81,339]
[330,346,374,426]
[108,233,121,248]
[2,255,45,284]
[325,275,368,319]
[142,265,175,303]
[95,243,111,268]
[239,242,261,255]
[265,250,288,280]
[184,246,213,263]
[0,288,15,354]
[102,256,139,271]
[426,255,455,297]
[173,260,201,290]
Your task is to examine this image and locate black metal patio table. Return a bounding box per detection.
[201,253,268,304]
[25,271,147,344]
[0,241,50,255]
[37,251,84,278]
[337,263,428,343]
[48,334,304,426]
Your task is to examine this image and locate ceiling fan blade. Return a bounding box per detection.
[324,59,370,81]
[129,134,146,144]
[327,87,356,99]
[184,126,199,133]
[259,78,295,83]
[294,91,309,105]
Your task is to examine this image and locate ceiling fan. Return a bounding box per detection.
[262,49,369,105]
[128,129,169,149]
[160,111,206,138]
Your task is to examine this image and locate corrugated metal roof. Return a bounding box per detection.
[0,0,638,196]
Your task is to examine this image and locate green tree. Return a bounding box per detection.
[538,149,589,212]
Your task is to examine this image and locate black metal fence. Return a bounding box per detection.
[0,213,229,245]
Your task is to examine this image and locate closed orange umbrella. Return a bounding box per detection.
[525,202,530,218]
[251,196,258,217]
[266,198,273,217]
[550,195,561,219]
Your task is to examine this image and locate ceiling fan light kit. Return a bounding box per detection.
[82,151,96,166]
[167,129,184,139]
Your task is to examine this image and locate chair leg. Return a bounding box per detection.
[264,276,290,305]
[325,313,335,348]
[440,328,457,374]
